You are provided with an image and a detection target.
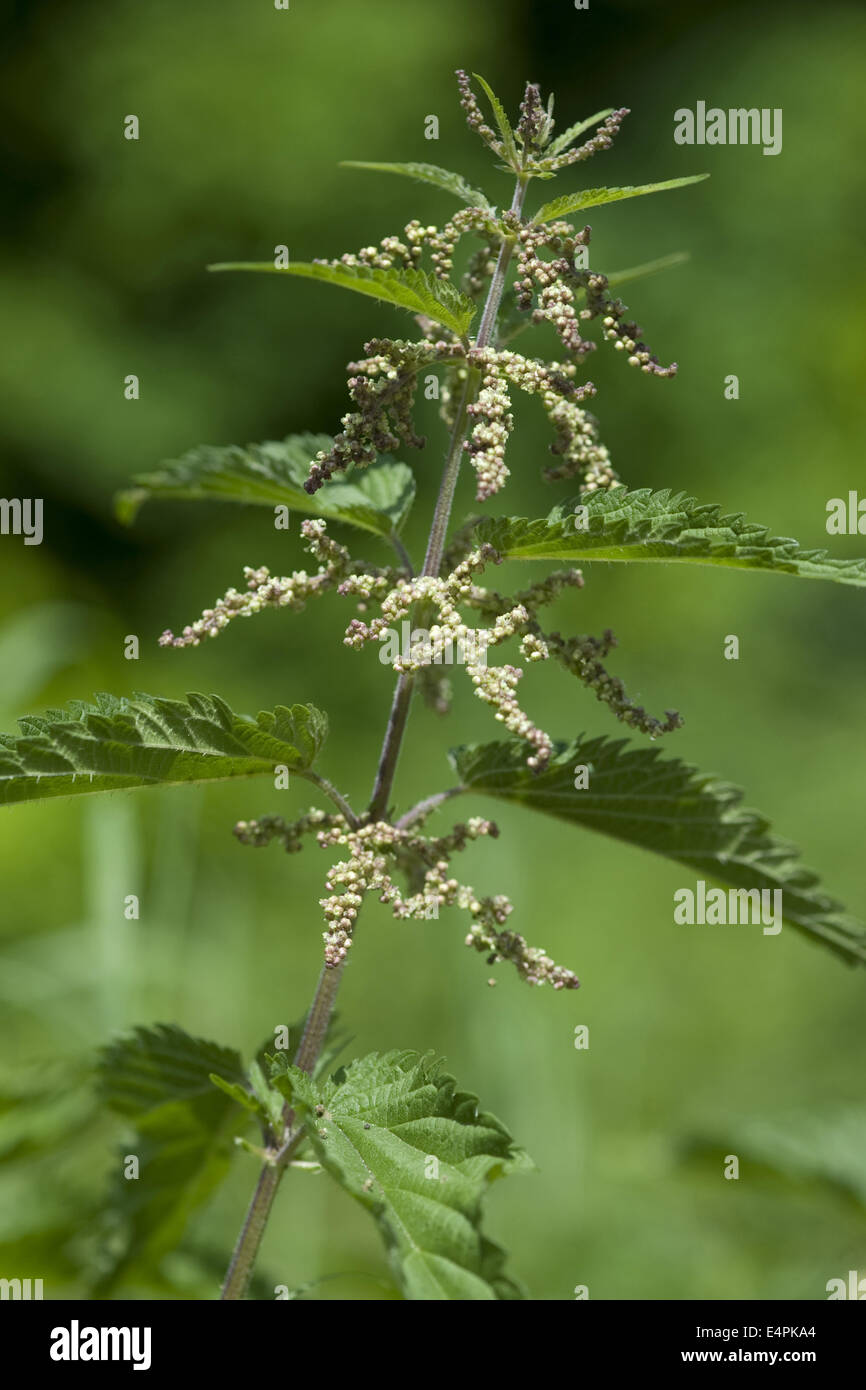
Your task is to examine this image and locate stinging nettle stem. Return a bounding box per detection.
[219,962,345,1300]
[370,176,528,821]
[221,173,528,1301]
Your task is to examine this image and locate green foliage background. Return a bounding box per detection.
[1,0,864,1298]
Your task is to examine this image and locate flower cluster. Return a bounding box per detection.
[158,520,396,648]
[545,629,684,738]
[465,360,514,499]
[515,81,554,158]
[297,75,679,506]
[427,207,501,281]
[455,69,627,180]
[515,223,677,379]
[341,544,554,770]
[542,391,617,491]
[534,108,630,174]
[237,806,579,988]
[515,221,595,359]
[456,69,506,160]
[318,815,504,968]
[466,574,683,739]
[320,211,505,289]
[464,346,615,497]
[304,337,463,494]
[233,807,340,852]
[464,916,580,991]
[498,347,616,492]
[598,308,678,377]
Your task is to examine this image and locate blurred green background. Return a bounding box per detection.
[1,0,865,1300]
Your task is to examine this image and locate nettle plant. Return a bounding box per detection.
[5,73,866,1301]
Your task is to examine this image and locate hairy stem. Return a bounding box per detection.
[395,786,465,831]
[221,173,527,1300]
[421,177,528,583]
[292,960,346,1073]
[219,963,345,1300]
[219,1160,282,1301]
[370,176,528,820]
[367,671,415,820]
[307,772,360,828]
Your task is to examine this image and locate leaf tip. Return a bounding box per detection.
[113,489,146,526]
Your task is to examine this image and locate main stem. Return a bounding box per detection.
[221,172,528,1301]
[369,175,528,819]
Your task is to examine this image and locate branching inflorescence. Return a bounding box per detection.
[236,806,579,990]
[159,519,402,649]
[301,78,675,505]
[158,70,687,991]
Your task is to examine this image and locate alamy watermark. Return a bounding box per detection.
[0,1276,43,1299]
[826,491,866,535]
[49,1321,151,1371]
[826,1270,865,1299]
[673,880,782,935]
[674,102,782,156]
[0,498,42,545]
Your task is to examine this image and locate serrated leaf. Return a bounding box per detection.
[476,488,866,586]
[101,1025,245,1118]
[532,174,709,224]
[116,434,416,538]
[95,1025,247,1290]
[340,161,492,211]
[450,737,866,967]
[209,260,476,338]
[546,108,615,157]
[0,692,327,806]
[282,1049,531,1300]
[218,1013,351,1133]
[473,73,519,166]
[268,1038,351,1101]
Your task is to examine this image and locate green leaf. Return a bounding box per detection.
[546,108,615,157]
[116,434,416,538]
[208,260,476,338]
[0,1062,96,1165]
[450,737,866,967]
[0,692,327,806]
[247,1060,285,1134]
[605,251,689,288]
[326,457,415,536]
[281,1049,531,1300]
[473,73,519,166]
[95,1025,248,1290]
[215,1012,352,1133]
[476,488,866,586]
[101,1025,245,1119]
[208,1073,264,1119]
[532,174,709,224]
[0,1061,106,1286]
[267,1021,352,1101]
[340,161,492,211]
[682,1106,866,1209]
